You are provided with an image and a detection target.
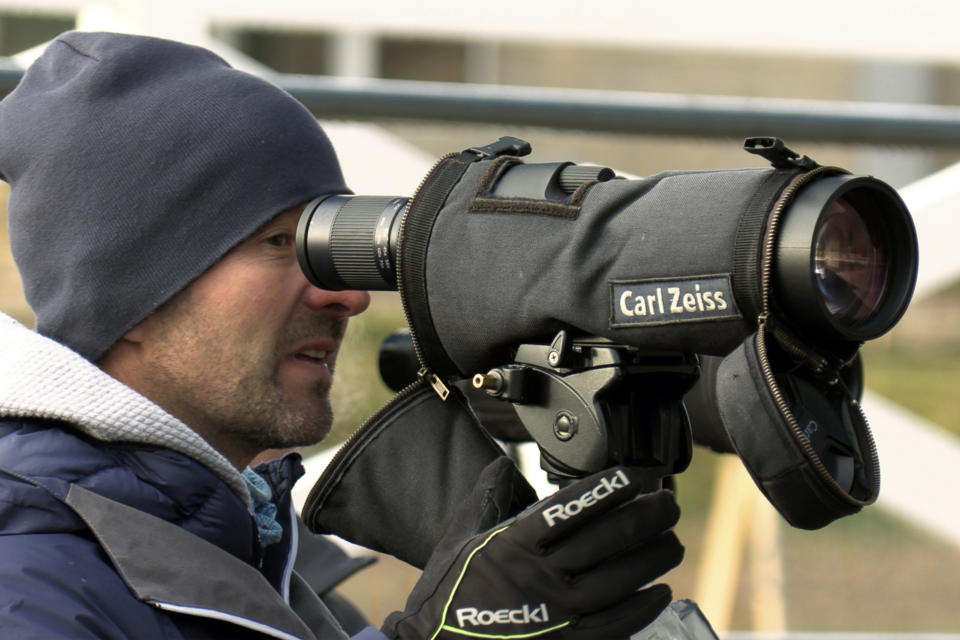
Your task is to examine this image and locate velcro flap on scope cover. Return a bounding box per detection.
[304,383,537,569]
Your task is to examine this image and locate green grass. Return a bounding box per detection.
[861,343,960,436]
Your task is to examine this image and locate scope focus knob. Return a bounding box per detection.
[558,164,616,193]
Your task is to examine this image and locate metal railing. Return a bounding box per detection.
[2,59,960,147]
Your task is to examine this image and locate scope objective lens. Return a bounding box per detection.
[774,174,917,344]
[814,197,889,327]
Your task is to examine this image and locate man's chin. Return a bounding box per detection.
[277,404,334,448]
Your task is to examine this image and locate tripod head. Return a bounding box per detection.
[472,330,697,489]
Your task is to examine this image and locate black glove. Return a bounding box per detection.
[383,466,684,640]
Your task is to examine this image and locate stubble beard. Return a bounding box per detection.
[145,309,346,459]
[225,354,336,452]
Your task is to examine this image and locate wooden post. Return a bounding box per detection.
[694,456,787,635]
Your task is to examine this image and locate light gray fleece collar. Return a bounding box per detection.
[0,312,250,506]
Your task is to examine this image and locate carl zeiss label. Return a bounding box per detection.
[610,275,741,327]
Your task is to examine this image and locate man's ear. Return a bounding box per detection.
[122,323,148,345]
[97,321,149,374]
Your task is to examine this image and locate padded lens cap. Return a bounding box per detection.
[714,331,879,529]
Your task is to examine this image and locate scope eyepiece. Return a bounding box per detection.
[296,194,408,291]
[774,175,918,344]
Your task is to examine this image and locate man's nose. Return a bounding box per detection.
[301,284,371,317]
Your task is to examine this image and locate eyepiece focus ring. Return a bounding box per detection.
[296,195,407,291]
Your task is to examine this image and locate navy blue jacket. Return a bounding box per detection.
[0,416,386,640]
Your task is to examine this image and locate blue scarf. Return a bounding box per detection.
[242,468,284,548]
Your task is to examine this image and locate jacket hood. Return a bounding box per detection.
[0,312,249,505]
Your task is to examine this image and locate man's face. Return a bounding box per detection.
[124,207,371,467]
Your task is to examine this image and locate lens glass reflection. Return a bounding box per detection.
[814,197,888,326]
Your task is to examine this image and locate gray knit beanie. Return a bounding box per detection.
[0,31,349,361]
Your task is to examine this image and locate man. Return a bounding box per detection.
[0,31,683,639]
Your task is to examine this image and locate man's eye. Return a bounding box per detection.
[264,233,291,248]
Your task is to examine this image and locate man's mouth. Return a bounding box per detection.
[294,347,328,365]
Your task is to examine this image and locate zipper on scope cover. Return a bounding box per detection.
[394,140,530,400]
[394,150,459,401]
[755,167,880,506]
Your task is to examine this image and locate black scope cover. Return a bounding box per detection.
[402,156,798,379]
[399,154,914,380]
